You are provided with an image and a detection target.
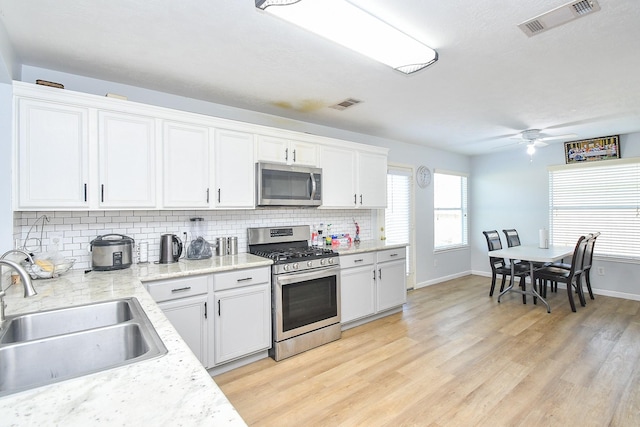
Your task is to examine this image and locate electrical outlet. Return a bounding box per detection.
[597,267,605,276]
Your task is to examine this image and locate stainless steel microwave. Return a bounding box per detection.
[256,162,322,207]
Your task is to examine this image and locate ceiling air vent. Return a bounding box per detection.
[329,98,362,111]
[518,0,601,37]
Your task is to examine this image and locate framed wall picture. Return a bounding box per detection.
[564,135,620,164]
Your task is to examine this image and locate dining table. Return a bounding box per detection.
[489,245,574,313]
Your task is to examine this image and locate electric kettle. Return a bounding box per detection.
[158,234,183,264]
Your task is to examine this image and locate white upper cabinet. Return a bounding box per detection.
[16,98,90,209]
[320,145,387,209]
[162,121,211,208]
[356,151,387,208]
[13,82,388,212]
[98,111,157,208]
[319,145,357,208]
[213,129,255,208]
[256,135,318,166]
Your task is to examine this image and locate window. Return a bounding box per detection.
[434,170,468,250]
[549,158,640,260]
[385,165,414,287]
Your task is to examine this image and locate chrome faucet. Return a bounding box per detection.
[0,251,37,323]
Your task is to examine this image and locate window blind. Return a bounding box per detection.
[549,158,640,260]
[434,170,468,250]
[386,168,412,275]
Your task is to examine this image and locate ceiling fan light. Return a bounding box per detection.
[526,144,536,156]
[255,0,438,74]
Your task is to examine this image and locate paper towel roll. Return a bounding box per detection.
[539,228,549,249]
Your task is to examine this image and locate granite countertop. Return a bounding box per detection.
[0,253,271,426]
[333,240,408,255]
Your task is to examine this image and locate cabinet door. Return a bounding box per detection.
[376,259,407,312]
[98,111,157,208]
[16,99,89,209]
[214,284,271,364]
[290,140,318,166]
[319,145,356,208]
[357,151,387,208]
[256,135,288,164]
[214,283,271,365]
[158,294,208,366]
[340,264,376,323]
[163,121,210,208]
[213,129,255,208]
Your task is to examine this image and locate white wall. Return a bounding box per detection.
[471,132,640,300]
[14,66,471,285]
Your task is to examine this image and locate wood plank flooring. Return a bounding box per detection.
[214,275,640,426]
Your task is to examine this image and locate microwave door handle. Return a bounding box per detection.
[309,173,317,200]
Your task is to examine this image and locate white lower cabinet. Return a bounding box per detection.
[146,275,211,366]
[340,248,406,328]
[212,267,271,366]
[340,253,376,323]
[376,249,408,312]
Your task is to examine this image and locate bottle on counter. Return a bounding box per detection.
[317,223,324,247]
[325,224,332,246]
[311,224,318,246]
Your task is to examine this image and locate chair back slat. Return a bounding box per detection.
[582,232,600,271]
[502,229,521,248]
[569,235,589,277]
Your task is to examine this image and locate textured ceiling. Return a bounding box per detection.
[1,0,639,155]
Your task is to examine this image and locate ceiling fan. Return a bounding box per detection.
[509,129,578,155]
[511,129,578,147]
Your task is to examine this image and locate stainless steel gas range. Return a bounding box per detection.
[248,225,341,361]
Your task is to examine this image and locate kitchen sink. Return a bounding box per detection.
[0,299,134,344]
[0,298,167,397]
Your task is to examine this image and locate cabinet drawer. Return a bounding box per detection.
[340,252,375,268]
[377,248,406,263]
[213,267,270,291]
[146,275,209,302]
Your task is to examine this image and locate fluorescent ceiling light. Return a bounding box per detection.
[256,0,438,74]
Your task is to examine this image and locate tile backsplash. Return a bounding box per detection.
[13,209,375,270]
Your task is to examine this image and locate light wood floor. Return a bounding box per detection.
[214,275,640,426]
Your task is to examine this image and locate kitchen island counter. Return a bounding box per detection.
[0,253,270,426]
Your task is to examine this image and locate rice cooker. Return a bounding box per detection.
[90,234,135,271]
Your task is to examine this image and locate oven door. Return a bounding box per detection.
[273,266,340,342]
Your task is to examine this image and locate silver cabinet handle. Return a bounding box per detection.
[237,277,253,282]
[171,286,191,293]
[378,268,382,280]
[354,259,364,263]
[293,149,296,162]
[390,253,399,257]
[285,148,288,161]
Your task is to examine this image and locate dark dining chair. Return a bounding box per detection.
[580,232,600,300]
[534,235,589,312]
[483,230,529,299]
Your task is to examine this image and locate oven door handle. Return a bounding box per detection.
[276,265,340,286]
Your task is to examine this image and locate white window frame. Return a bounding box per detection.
[433,169,469,252]
[548,157,640,262]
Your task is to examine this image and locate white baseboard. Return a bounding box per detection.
[415,270,472,289]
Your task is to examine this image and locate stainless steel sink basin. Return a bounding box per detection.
[1,299,134,344]
[0,298,167,397]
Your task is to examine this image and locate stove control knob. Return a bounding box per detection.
[328,258,334,264]
[292,263,299,270]
[307,261,313,267]
[320,259,326,265]
[283,264,289,271]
